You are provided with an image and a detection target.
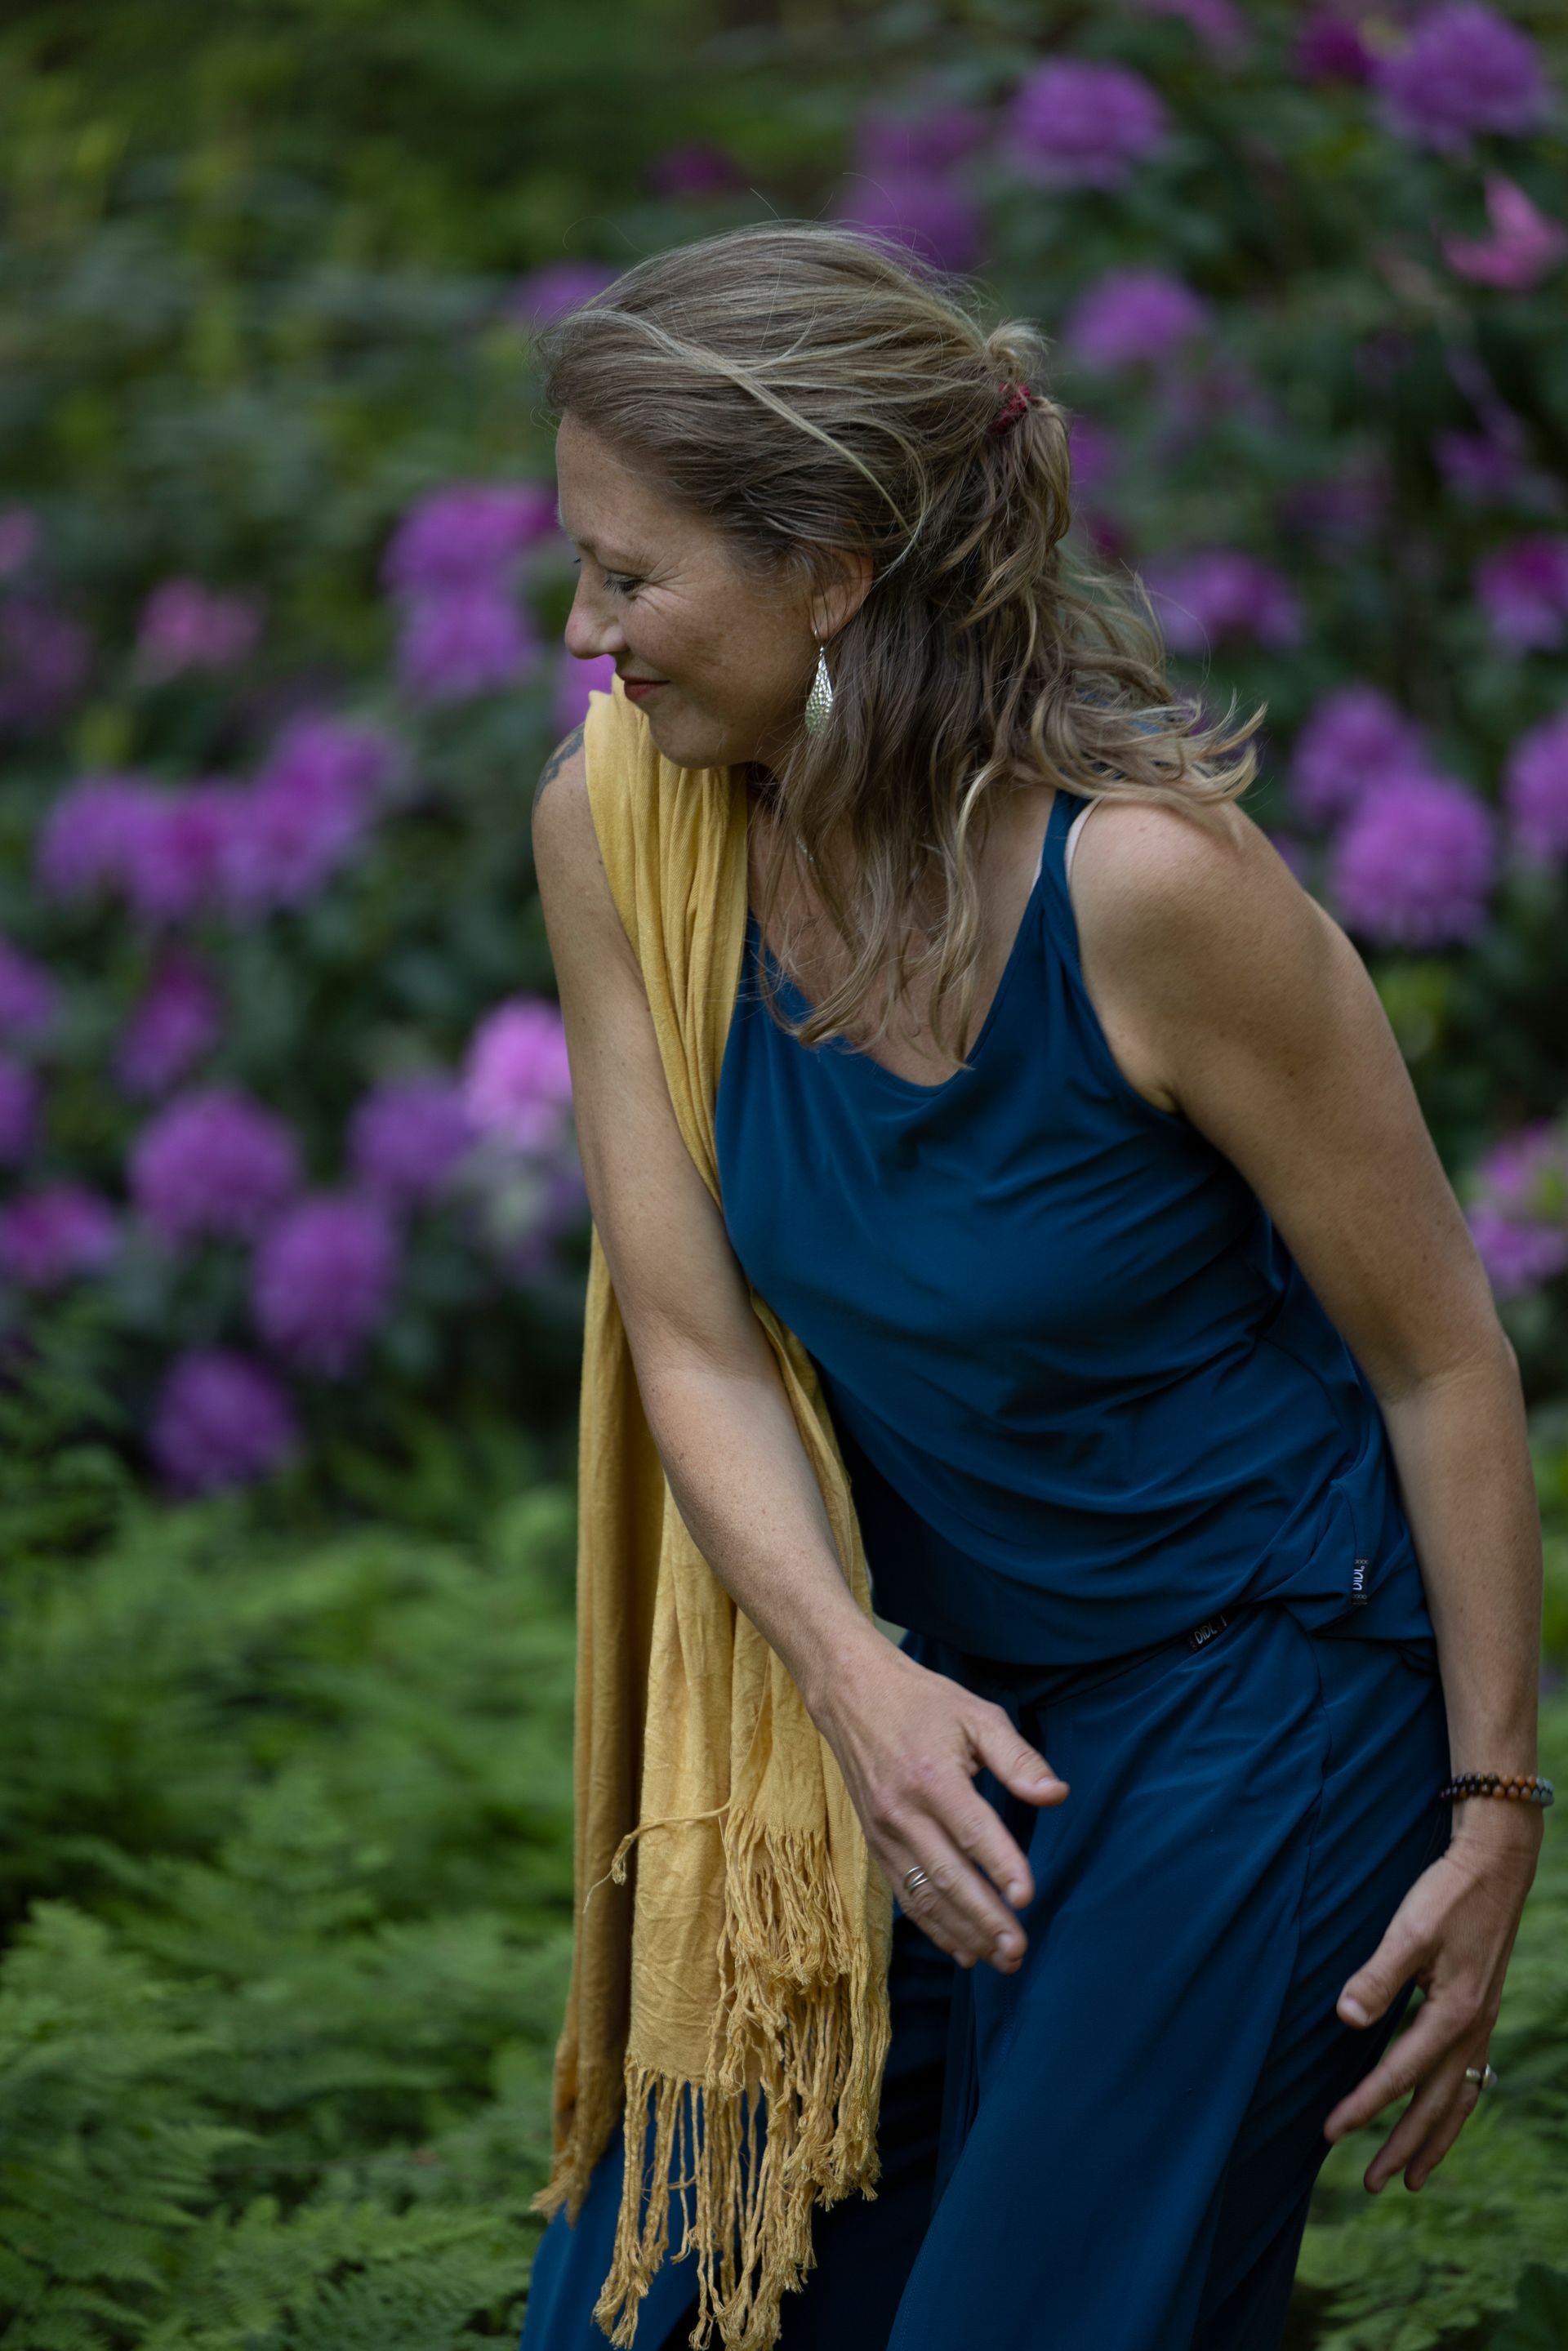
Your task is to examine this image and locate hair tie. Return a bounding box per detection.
[989,381,1032,436]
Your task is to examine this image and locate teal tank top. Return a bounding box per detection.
[713,784,1434,1666]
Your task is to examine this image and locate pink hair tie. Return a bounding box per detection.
[989,381,1032,435]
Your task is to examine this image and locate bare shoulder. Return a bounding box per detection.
[530,721,638,972]
[1065,792,1332,1120]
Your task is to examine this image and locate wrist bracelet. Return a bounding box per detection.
[1439,1770,1554,1807]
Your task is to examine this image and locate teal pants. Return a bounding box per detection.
[520,1603,1451,2350]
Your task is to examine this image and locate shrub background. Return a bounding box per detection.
[2,2,1566,2345]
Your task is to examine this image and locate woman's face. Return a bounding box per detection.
[555,413,866,773]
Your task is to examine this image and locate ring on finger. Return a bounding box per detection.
[1463,2062,1499,2093]
[902,1863,930,1895]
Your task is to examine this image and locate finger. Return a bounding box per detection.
[1401,2068,1486,2193]
[963,1703,1069,1908]
[1324,1993,1468,2142]
[1365,2050,1486,2194]
[893,1816,1029,1970]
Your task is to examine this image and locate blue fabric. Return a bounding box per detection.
[714,783,1434,1663]
[519,1608,1452,2351]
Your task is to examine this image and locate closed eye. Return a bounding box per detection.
[571,558,640,596]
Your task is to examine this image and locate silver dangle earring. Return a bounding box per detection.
[803,633,835,739]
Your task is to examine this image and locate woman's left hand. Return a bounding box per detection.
[1322,1810,1543,2192]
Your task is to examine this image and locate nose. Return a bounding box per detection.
[563,577,625,663]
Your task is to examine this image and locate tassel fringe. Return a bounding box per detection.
[536,1805,890,2350]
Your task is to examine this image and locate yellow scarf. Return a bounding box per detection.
[530,675,893,2349]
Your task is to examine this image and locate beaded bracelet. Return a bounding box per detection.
[1439,1770,1555,1806]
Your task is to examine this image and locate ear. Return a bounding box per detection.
[813,545,875,643]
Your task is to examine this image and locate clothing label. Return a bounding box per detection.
[1186,1613,1232,1651]
[1352,1556,1371,1605]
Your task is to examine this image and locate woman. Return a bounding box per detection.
[519,223,1546,2351]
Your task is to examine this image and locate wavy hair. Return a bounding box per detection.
[534,220,1265,1070]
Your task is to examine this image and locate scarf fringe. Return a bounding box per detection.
[581,1806,891,2350]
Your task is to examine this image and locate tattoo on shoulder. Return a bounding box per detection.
[533,724,585,816]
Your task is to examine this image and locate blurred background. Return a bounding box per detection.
[1,2,1566,2343]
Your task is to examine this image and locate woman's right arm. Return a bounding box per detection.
[532,728,1068,1974]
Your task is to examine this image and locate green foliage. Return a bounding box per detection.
[0,1338,577,2344]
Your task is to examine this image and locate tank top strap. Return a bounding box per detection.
[1038,783,1091,982]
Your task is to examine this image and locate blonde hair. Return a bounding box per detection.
[534,220,1263,1070]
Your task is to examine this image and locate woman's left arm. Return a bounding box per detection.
[1072,791,1545,2195]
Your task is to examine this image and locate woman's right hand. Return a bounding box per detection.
[808,1627,1070,1974]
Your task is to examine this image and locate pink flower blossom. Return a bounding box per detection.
[149,1348,301,1496]
[1140,548,1304,654]
[131,1085,303,1248]
[396,586,539,704]
[1007,60,1169,190]
[1503,707,1568,864]
[136,578,265,679]
[1062,269,1210,372]
[1441,173,1568,291]
[462,997,573,1154]
[1373,3,1552,154]
[381,483,559,599]
[1474,535,1568,652]
[506,260,618,333]
[1289,685,1428,828]
[348,1075,475,1209]
[0,1182,118,1289]
[0,935,60,1041]
[1329,771,1497,946]
[250,1193,400,1378]
[114,950,224,1098]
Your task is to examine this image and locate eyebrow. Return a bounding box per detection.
[555,502,642,568]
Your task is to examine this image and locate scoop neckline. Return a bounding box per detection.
[747,790,1062,1102]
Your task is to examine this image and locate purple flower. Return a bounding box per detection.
[36,774,163,902]
[835,171,985,274]
[1294,12,1380,83]
[1374,4,1552,154]
[131,1085,303,1248]
[0,597,91,735]
[1474,535,1568,652]
[114,950,224,1098]
[0,507,40,578]
[1127,0,1252,60]
[1441,173,1568,291]
[1289,685,1428,828]
[1007,60,1169,190]
[506,260,618,332]
[251,1193,400,1377]
[396,586,538,705]
[462,998,573,1154]
[136,578,264,679]
[1062,268,1210,372]
[1329,772,1497,946]
[381,483,559,599]
[218,714,396,915]
[0,934,60,1041]
[644,140,746,197]
[832,174,982,279]
[1067,415,1119,500]
[855,97,991,177]
[122,783,249,924]
[1503,707,1568,864]
[149,1347,301,1497]
[1432,417,1531,506]
[0,1055,41,1161]
[1467,1204,1568,1298]
[1140,549,1304,654]
[0,1182,118,1289]
[553,649,616,737]
[348,1075,475,1209]
[1474,1118,1568,1220]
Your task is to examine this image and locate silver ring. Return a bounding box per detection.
[902,1865,930,1895]
[1463,2063,1499,2092]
